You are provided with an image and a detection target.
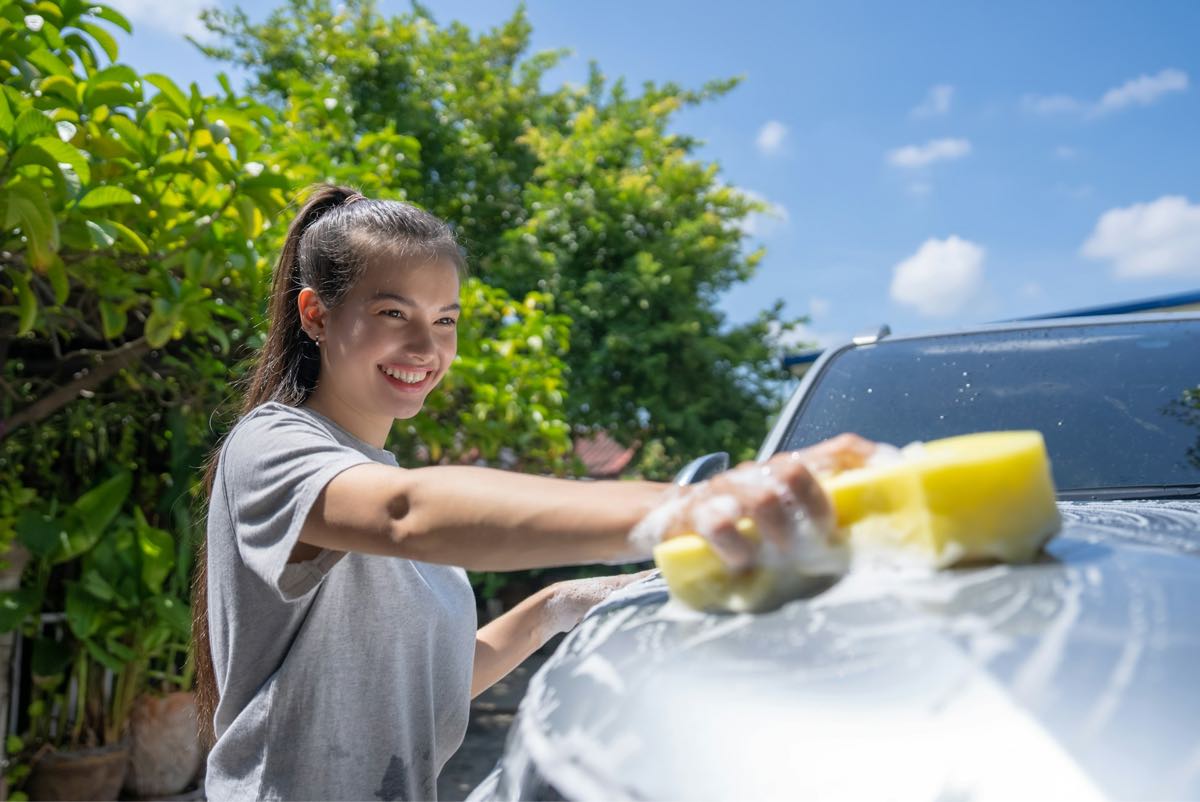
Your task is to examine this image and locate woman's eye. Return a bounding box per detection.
[383,310,405,319]
[438,317,458,327]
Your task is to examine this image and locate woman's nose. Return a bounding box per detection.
[403,321,436,358]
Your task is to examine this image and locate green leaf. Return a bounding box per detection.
[151,595,190,638]
[85,219,116,248]
[80,568,116,602]
[77,185,139,209]
[26,135,92,185]
[13,108,56,144]
[144,298,178,347]
[72,471,132,542]
[46,254,68,304]
[103,637,136,664]
[134,508,174,593]
[66,584,101,639]
[0,89,12,135]
[3,182,60,268]
[144,73,189,116]
[37,74,78,103]
[82,637,125,673]
[86,64,139,86]
[105,219,149,254]
[98,299,125,338]
[78,21,119,62]
[83,82,140,111]
[89,4,133,34]
[15,509,60,559]
[7,271,37,335]
[207,324,230,354]
[0,587,42,632]
[30,637,72,678]
[25,48,73,79]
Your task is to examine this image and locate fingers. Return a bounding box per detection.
[647,433,876,572]
[786,432,877,475]
[772,459,834,533]
[688,492,758,571]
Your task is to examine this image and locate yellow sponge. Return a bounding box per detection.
[654,431,1061,612]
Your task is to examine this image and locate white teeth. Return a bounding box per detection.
[380,366,429,384]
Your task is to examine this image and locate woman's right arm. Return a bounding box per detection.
[298,464,667,570]
[298,434,876,571]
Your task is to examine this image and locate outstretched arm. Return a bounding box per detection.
[298,465,666,570]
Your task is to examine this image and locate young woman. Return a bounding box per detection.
[193,184,874,801]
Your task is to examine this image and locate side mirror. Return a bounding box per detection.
[673,452,729,487]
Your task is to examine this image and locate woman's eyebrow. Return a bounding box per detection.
[369,291,461,312]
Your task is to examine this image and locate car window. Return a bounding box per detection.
[780,318,1200,493]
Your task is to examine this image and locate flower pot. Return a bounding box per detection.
[25,738,129,801]
[122,691,205,799]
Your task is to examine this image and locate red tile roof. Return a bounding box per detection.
[573,430,637,478]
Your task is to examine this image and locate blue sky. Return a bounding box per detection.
[110,0,1200,349]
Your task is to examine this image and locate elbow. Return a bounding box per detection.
[385,475,419,556]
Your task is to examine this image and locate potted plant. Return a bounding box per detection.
[1,472,194,800]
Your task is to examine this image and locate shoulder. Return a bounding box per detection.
[230,401,326,439]
[220,402,341,468]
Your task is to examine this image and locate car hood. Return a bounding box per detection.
[501,500,1200,801]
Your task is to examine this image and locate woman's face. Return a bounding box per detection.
[302,254,460,432]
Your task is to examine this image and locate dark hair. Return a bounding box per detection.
[191,184,464,746]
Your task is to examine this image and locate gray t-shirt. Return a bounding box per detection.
[205,401,477,801]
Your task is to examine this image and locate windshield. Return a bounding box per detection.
[780,318,1200,494]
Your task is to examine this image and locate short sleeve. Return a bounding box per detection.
[219,408,375,602]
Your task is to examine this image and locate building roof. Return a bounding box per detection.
[1014,288,1200,320]
[574,430,637,478]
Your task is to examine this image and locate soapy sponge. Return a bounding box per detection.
[653,431,1061,612]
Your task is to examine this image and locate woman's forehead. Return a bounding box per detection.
[355,256,460,300]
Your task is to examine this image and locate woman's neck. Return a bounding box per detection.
[302,386,392,449]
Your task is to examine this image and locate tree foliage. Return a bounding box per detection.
[0,0,571,770]
[200,0,803,470]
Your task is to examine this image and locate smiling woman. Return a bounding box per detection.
[191,184,868,801]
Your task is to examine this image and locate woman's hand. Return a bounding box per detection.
[541,571,655,638]
[629,433,877,571]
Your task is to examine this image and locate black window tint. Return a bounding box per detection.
[781,319,1200,492]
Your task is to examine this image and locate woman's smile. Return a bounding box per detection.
[378,363,436,392]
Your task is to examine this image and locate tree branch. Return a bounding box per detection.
[0,337,152,440]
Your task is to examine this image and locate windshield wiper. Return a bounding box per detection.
[1059,484,1200,502]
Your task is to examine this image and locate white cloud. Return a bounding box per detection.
[755,120,788,156]
[890,236,986,317]
[105,0,209,38]
[1021,93,1085,115]
[1081,195,1200,279]
[1023,68,1188,118]
[886,138,971,169]
[910,84,954,117]
[1096,68,1189,115]
[736,189,789,239]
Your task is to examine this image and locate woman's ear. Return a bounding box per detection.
[297,287,327,343]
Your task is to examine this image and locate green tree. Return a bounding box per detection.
[0,0,574,778]
[200,0,804,474]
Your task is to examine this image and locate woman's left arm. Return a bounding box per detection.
[471,573,649,698]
